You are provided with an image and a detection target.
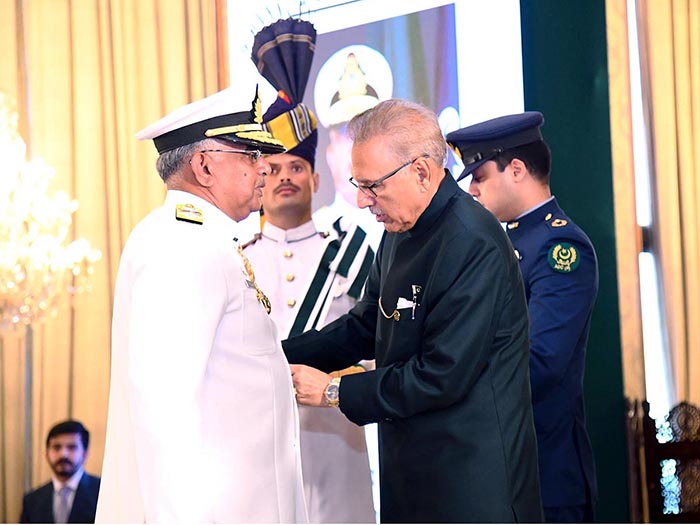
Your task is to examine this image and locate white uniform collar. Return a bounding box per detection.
[262,220,318,244]
[165,190,241,241]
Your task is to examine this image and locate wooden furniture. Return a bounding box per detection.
[637,400,700,523]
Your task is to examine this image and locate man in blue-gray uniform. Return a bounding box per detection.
[447,112,598,523]
[288,99,543,523]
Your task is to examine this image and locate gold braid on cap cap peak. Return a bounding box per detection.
[204,87,284,150]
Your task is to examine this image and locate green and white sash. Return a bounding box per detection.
[288,218,375,337]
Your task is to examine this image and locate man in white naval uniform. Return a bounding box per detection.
[311,44,394,252]
[96,87,307,524]
[244,19,375,523]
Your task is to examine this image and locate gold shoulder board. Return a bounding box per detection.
[175,203,204,225]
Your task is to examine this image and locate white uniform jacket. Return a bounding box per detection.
[96,190,307,524]
[244,219,375,523]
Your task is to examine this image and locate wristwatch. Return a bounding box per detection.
[324,377,341,408]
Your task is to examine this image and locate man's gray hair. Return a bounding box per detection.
[347,99,447,167]
[155,138,216,182]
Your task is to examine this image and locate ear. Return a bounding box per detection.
[312,171,320,193]
[510,158,528,183]
[189,151,215,188]
[415,156,432,192]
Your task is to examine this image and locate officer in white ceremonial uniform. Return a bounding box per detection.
[96,86,307,524]
[244,20,375,524]
[312,44,394,251]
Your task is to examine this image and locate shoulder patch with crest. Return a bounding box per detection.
[175,203,204,224]
[548,242,579,273]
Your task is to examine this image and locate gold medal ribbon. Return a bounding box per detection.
[237,245,272,314]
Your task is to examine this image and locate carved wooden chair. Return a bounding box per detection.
[641,400,700,523]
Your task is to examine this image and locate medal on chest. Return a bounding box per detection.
[236,244,272,314]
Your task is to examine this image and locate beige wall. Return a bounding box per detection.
[0,1,225,521]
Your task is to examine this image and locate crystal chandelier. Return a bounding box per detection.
[0,94,101,332]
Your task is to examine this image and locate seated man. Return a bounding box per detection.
[20,420,100,524]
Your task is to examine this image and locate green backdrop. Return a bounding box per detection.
[519,1,629,521]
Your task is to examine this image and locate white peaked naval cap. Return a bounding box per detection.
[136,86,285,155]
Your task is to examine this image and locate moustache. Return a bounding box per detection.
[54,459,73,468]
[274,182,300,194]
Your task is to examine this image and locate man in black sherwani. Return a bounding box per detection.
[288,98,543,523]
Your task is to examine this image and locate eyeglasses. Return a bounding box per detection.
[199,148,264,162]
[349,155,428,197]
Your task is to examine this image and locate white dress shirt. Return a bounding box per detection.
[52,468,84,522]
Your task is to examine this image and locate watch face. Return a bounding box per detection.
[326,384,340,401]
[325,377,341,407]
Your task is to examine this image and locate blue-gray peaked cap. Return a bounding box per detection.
[446,111,544,181]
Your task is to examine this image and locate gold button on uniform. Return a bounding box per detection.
[283,250,293,258]
[286,273,295,282]
[287,298,297,307]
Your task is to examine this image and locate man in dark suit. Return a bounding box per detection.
[20,420,100,523]
[447,112,598,523]
[288,98,543,523]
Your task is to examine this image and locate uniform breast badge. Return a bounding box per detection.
[548,242,580,273]
[236,244,272,314]
[175,203,204,224]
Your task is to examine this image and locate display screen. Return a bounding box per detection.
[228,0,523,237]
